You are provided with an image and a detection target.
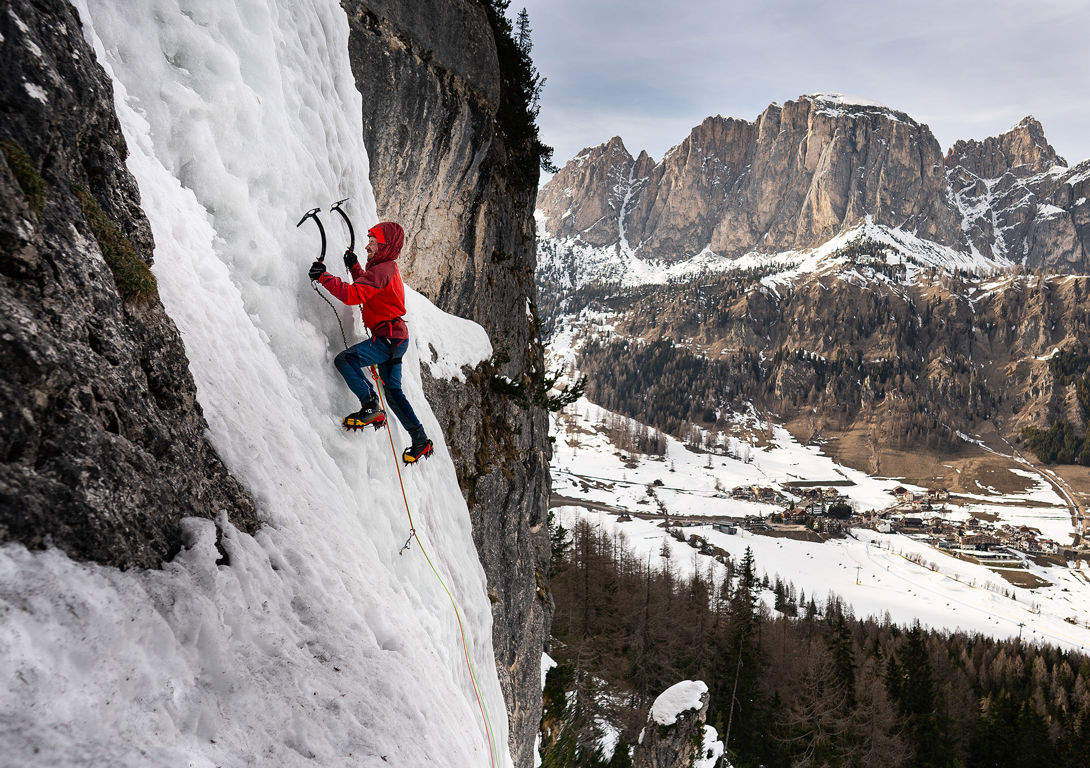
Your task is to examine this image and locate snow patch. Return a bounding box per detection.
[650,680,708,725]
[23,82,47,102]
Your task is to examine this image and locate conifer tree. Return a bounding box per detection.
[885,624,954,768]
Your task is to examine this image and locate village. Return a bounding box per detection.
[719,483,1081,564]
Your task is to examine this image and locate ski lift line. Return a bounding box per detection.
[303,205,498,766]
[372,366,499,768]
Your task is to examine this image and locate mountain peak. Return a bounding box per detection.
[805,92,890,110]
[605,134,628,151]
[946,116,1066,178]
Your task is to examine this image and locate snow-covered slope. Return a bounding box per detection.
[550,400,1090,654]
[0,1,507,765]
[536,215,1014,296]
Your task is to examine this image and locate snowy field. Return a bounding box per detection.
[552,399,1090,654]
[1,2,508,766]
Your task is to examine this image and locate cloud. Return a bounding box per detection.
[519,0,1090,171]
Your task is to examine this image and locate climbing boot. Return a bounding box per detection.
[402,439,433,464]
[343,399,386,431]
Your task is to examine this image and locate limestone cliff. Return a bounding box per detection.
[540,96,1090,274]
[2,1,549,762]
[540,94,966,263]
[0,0,257,568]
[340,2,552,765]
[946,118,1090,272]
[562,249,1090,480]
[633,682,715,768]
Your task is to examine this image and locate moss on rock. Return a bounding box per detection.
[74,185,157,304]
[1,139,47,217]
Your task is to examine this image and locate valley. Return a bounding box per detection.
[548,398,1090,652]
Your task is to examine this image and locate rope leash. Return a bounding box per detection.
[312,281,351,351]
[371,366,499,768]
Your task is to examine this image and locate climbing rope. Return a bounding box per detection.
[371,365,499,768]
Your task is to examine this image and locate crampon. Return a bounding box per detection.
[343,409,387,431]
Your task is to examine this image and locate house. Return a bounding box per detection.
[755,486,779,503]
[928,488,950,501]
[961,532,1000,551]
[876,520,894,534]
[713,523,738,535]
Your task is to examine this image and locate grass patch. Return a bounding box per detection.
[73,185,157,304]
[990,568,1052,589]
[1,139,47,216]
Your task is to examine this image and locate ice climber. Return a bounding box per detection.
[308,221,433,464]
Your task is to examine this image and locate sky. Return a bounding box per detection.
[515,0,1090,177]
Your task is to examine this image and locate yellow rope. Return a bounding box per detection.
[371,366,499,767]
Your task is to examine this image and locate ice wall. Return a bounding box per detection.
[0,0,506,764]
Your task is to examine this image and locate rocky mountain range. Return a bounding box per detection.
[538,94,1090,275]
[536,95,1090,484]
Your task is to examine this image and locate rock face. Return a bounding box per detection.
[340,2,552,765]
[947,116,1065,180]
[634,681,713,768]
[946,118,1090,272]
[0,0,257,568]
[563,253,1090,477]
[539,96,1090,273]
[540,94,966,263]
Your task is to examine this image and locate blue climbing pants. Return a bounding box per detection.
[334,337,425,440]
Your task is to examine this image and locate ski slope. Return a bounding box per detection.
[0,1,508,766]
[552,399,1090,654]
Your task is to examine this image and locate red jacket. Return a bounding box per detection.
[318,222,408,340]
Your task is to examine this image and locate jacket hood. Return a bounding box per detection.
[367,222,404,266]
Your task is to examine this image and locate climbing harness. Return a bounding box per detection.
[300,201,499,767]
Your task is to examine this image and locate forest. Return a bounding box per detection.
[1021,345,1090,466]
[541,516,1090,768]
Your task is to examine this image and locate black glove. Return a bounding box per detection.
[343,249,359,269]
[308,260,326,281]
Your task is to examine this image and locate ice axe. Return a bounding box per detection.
[296,207,327,264]
[330,197,355,254]
[299,206,350,349]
